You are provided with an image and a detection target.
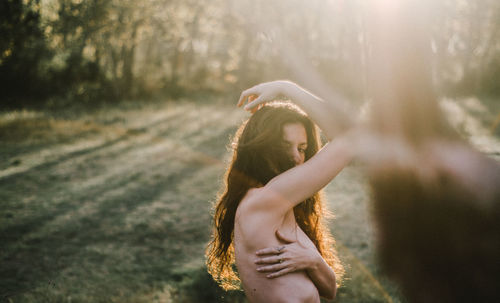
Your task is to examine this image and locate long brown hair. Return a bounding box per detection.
[206,102,343,290]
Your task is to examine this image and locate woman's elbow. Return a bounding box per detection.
[321,283,337,301]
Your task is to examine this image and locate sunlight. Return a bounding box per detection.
[2,0,499,302]
[373,0,400,13]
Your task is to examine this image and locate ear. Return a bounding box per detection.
[275,229,295,244]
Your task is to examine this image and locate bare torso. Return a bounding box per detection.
[234,207,320,303]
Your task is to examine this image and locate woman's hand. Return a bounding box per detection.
[237,80,300,113]
[254,229,321,278]
[238,80,353,139]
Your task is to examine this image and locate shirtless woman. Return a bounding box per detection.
[206,81,353,302]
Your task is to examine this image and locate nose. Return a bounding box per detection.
[292,148,303,165]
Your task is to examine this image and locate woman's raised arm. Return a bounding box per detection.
[238,80,353,141]
[238,81,355,213]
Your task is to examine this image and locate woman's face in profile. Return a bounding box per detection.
[282,122,308,166]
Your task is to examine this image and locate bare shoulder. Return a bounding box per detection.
[235,187,285,248]
[237,187,288,218]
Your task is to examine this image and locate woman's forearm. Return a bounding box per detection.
[306,255,337,300]
[282,81,353,141]
[238,80,354,140]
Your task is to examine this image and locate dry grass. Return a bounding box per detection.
[0,111,105,144]
[1,96,498,302]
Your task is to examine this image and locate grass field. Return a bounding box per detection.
[1,96,498,302]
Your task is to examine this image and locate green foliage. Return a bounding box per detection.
[0,0,51,106]
[1,0,500,109]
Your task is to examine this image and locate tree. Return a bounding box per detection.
[0,0,50,107]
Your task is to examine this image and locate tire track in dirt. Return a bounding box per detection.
[1,103,237,221]
[0,103,246,300]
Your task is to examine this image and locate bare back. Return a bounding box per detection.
[234,195,320,303]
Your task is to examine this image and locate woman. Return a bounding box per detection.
[206,81,353,302]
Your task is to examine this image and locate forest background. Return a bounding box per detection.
[1,0,499,302]
[3,0,500,107]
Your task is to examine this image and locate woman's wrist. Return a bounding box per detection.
[279,81,313,108]
[278,80,300,99]
[307,251,323,272]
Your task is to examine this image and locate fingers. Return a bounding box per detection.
[237,83,271,113]
[255,255,284,265]
[237,89,249,107]
[237,85,260,107]
[237,91,265,113]
[256,261,296,278]
[266,267,295,279]
[255,231,296,256]
[275,229,295,244]
[256,245,286,256]
[244,96,264,111]
[248,94,257,103]
[256,261,288,273]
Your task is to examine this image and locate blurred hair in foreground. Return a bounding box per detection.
[363,1,500,302]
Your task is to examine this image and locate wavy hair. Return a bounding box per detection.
[206,102,344,290]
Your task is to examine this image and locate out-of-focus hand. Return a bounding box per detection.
[254,229,321,278]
